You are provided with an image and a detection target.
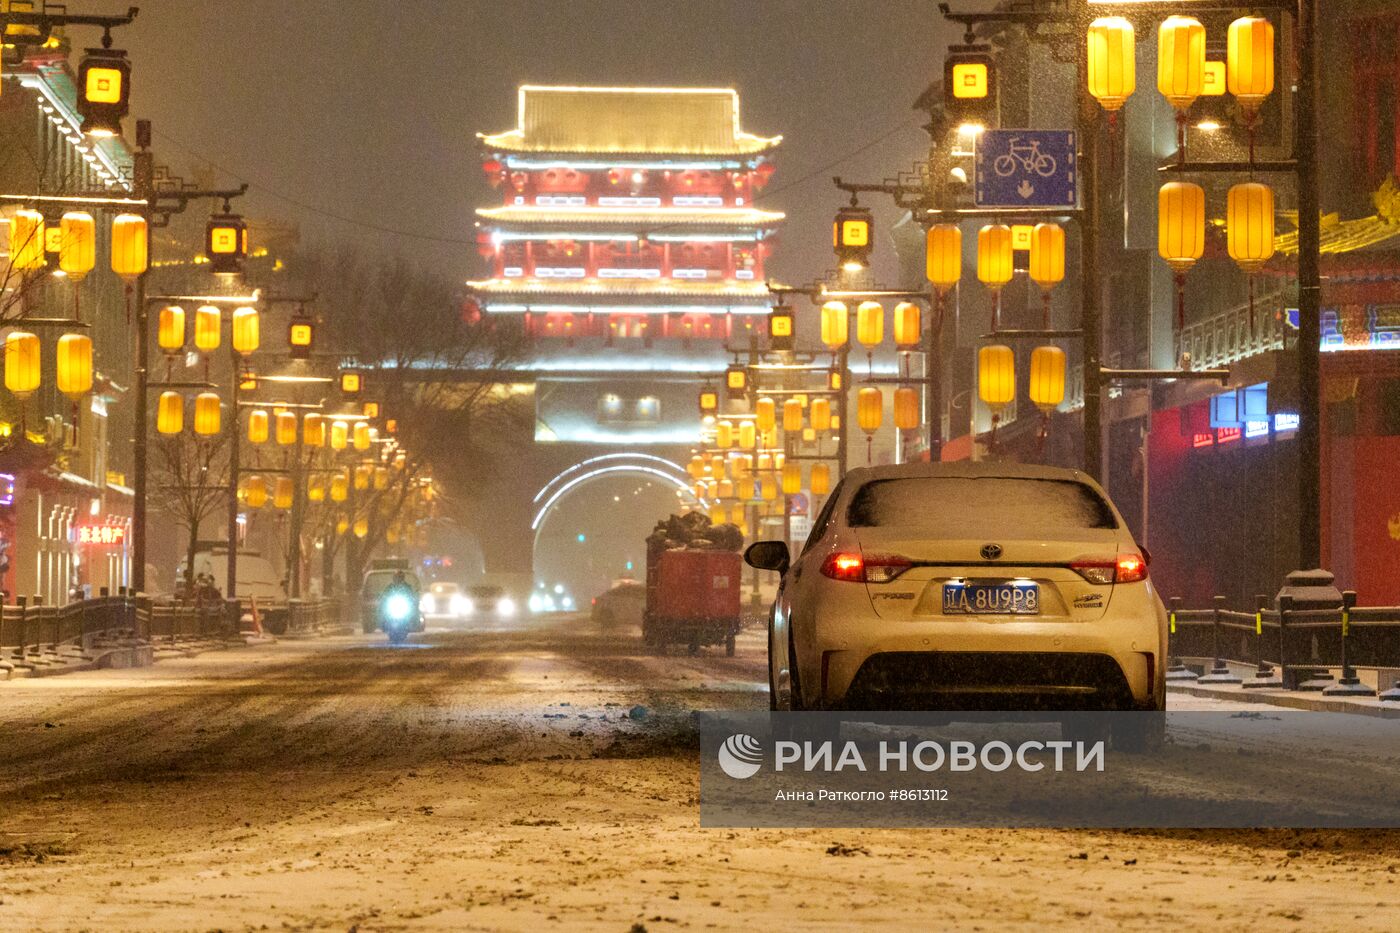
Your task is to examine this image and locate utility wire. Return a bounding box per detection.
[153,115,921,247]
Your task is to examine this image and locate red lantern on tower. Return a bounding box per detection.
[482,159,504,187]
[755,162,776,188]
[509,171,528,192]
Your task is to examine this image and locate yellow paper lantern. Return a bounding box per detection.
[856,301,884,348]
[782,398,803,433]
[9,209,46,271]
[1157,15,1206,111]
[978,345,1016,413]
[307,473,325,503]
[3,330,40,400]
[810,397,832,433]
[756,452,773,473]
[56,334,93,400]
[926,224,962,294]
[857,387,882,435]
[715,420,734,449]
[194,305,221,352]
[355,464,372,491]
[335,517,350,536]
[156,391,184,435]
[976,224,1013,290]
[374,467,389,491]
[820,301,849,349]
[730,504,747,525]
[759,473,779,501]
[709,505,727,525]
[193,392,221,436]
[330,471,349,503]
[782,461,802,496]
[1029,346,1067,414]
[739,420,756,450]
[158,306,185,353]
[893,302,921,349]
[1227,182,1276,274]
[717,479,734,499]
[1158,182,1206,272]
[110,213,148,280]
[274,477,294,510]
[353,421,372,451]
[58,211,97,280]
[330,420,349,450]
[1227,16,1274,119]
[731,454,752,480]
[810,462,831,496]
[687,455,705,479]
[275,410,297,446]
[353,518,369,539]
[303,413,325,448]
[244,475,268,509]
[1028,223,1065,291]
[894,386,920,431]
[243,413,271,449]
[755,397,776,433]
[232,306,259,356]
[1087,17,1135,112]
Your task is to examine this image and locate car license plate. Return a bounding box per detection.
[942,581,1040,615]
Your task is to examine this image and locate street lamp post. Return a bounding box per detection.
[1295,0,1322,568]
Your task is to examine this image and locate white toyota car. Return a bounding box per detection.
[745,462,1168,732]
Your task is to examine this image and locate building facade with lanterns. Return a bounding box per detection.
[897,2,1400,606]
[0,30,138,604]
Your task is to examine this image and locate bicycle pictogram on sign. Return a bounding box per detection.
[975,129,1077,208]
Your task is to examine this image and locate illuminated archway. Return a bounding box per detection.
[531,453,703,534]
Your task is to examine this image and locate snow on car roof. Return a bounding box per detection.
[841,461,1095,486]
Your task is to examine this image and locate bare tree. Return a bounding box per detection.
[282,244,530,580]
[152,432,229,598]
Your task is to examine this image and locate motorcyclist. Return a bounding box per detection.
[379,571,418,643]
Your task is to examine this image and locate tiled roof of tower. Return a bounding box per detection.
[479,86,782,156]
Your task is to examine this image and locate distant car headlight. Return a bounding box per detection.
[528,594,543,613]
[561,596,575,611]
[419,594,434,614]
[450,594,471,616]
[497,597,516,617]
[385,594,413,622]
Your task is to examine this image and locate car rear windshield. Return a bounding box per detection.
[846,477,1118,536]
[469,585,504,599]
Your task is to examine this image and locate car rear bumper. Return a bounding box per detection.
[805,599,1164,711]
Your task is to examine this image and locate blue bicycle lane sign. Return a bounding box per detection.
[974,129,1078,208]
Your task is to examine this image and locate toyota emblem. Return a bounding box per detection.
[980,543,1003,561]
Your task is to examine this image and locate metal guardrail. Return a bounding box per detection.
[1166,591,1400,699]
[1,593,349,672]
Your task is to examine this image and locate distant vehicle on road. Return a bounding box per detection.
[744,462,1168,750]
[591,579,646,628]
[421,581,470,618]
[361,565,424,634]
[179,547,288,631]
[464,583,518,619]
[642,513,743,656]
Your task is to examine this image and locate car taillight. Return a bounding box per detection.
[820,552,911,583]
[821,552,864,582]
[1115,552,1148,583]
[1071,552,1148,585]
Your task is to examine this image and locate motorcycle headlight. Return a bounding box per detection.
[497,597,516,617]
[385,594,412,621]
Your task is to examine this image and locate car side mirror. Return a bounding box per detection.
[745,541,790,574]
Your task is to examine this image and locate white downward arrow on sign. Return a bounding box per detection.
[1018,180,1035,199]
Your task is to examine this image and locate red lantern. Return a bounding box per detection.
[755,162,776,187]
[476,232,495,258]
[510,171,528,192]
[482,160,504,188]
[607,169,623,186]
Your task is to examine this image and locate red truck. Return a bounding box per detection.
[642,539,743,656]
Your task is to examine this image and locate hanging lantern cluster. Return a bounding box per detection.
[3,330,94,405]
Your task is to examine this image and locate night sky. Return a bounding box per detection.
[124,1,957,285]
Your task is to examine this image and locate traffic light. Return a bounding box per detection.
[77,48,132,137]
[287,313,315,360]
[943,49,998,129]
[768,304,795,351]
[206,213,248,275]
[833,205,873,273]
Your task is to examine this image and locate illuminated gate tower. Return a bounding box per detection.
[470,86,783,448]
